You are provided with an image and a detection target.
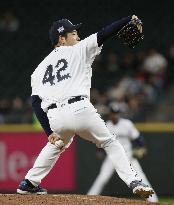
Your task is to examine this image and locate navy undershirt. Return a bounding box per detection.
[32,16,131,137]
[97,16,131,46]
[32,95,53,136]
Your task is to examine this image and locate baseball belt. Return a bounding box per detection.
[48,95,86,110]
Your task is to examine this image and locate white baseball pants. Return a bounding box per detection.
[25,98,140,187]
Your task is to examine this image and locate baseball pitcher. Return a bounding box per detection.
[17,16,154,198]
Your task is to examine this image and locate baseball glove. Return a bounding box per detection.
[132,147,147,159]
[117,17,144,48]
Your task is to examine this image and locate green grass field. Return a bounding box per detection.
[159,197,174,203]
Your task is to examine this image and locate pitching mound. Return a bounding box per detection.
[0,194,167,205]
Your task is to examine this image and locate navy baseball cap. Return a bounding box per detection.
[49,19,82,45]
[109,103,121,113]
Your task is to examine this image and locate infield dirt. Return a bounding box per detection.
[0,194,172,205]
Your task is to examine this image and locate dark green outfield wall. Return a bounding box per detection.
[76,133,174,196]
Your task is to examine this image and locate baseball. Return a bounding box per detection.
[55,139,64,149]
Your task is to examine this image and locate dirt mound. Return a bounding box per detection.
[0,194,167,205]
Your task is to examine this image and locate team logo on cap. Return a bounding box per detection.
[57,26,64,33]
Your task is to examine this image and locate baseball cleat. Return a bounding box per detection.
[130,180,154,198]
[17,179,47,195]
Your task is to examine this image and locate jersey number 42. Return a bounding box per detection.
[42,59,71,85]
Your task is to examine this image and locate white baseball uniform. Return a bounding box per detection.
[87,118,158,202]
[26,34,141,189]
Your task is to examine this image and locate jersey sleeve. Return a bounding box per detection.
[76,33,102,64]
[127,120,140,140]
